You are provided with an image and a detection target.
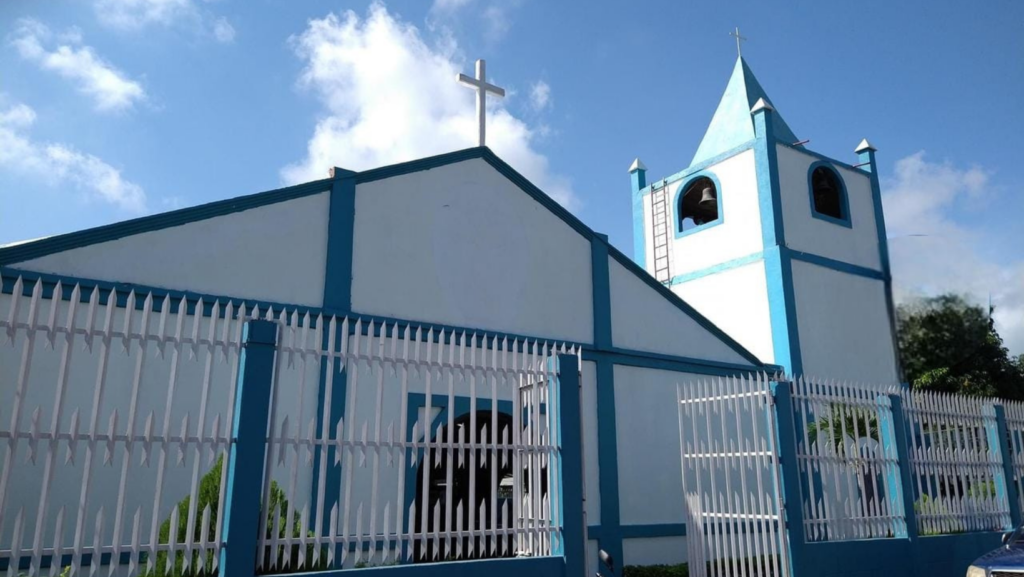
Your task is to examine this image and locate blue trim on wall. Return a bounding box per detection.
[859,146,904,381]
[0,179,332,266]
[593,358,623,572]
[584,349,782,377]
[753,105,801,375]
[787,249,886,281]
[322,170,357,313]
[640,140,756,197]
[276,555,566,577]
[807,161,853,228]
[778,141,862,173]
[631,187,647,268]
[667,251,765,285]
[673,171,724,239]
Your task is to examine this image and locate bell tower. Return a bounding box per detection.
[629,57,900,383]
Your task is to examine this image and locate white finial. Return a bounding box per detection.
[855,139,877,153]
[628,158,647,173]
[750,98,773,113]
[730,27,747,58]
[457,59,506,147]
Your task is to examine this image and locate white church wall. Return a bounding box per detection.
[351,158,594,345]
[623,536,688,567]
[671,260,775,365]
[608,258,753,365]
[15,192,331,308]
[582,360,601,526]
[791,260,899,384]
[612,365,695,527]
[669,149,763,276]
[775,145,882,272]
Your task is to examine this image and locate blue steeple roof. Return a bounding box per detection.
[690,57,800,166]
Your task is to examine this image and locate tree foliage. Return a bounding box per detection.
[897,294,1024,399]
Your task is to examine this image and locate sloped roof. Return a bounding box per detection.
[691,57,801,166]
[0,147,769,368]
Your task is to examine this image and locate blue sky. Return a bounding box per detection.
[1,0,1022,353]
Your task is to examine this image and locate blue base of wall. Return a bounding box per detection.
[799,532,1003,577]
[266,555,566,577]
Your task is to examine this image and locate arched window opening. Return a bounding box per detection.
[678,176,719,233]
[811,166,844,220]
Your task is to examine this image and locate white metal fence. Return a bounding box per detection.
[900,390,1011,535]
[677,374,789,577]
[789,378,906,541]
[258,313,578,571]
[0,275,251,577]
[1002,400,1024,518]
[0,274,579,577]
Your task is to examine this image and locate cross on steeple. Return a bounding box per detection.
[730,27,747,58]
[457,59,506,147]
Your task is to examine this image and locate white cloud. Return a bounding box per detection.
[92,0,235,43]
[529,80,551,111]
[883,151,1024,355]
[212,17,236,43]
[10,19,146,112]
[0,101,146,212]
[282,3,577,209]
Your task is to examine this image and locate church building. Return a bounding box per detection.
[0,56,900,575]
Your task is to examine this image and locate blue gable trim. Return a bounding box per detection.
[807,161,853,228]
[778,141,862,174]
[0,179,331,266]
[673,171,725,239]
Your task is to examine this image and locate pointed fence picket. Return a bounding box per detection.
[788,377,906,542]
[0,274,252,577]
[900,389,1012,535]
[255,311,579,572]
[677,373,790,577]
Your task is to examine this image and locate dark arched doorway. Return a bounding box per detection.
[413,409,547,562]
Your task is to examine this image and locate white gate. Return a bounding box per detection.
[676,374,790,577]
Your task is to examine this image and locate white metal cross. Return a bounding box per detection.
[457,59,505,147]
[730,27,747,58]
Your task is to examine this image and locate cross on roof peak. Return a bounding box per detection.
[730,27,747,58]
[456,59,506,147]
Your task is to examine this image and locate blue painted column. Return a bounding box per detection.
[310,167,356,532]
[558,354,586,577]
[770,381,806,577]
[219,320,278,577]
[629,160,648,268]
[878,395,915,539]
[590,234,623,570]
[857,140,904,382]
[753,101,802,377]
[995,405,1022,527]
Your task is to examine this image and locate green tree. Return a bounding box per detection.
[897,294,1024,399]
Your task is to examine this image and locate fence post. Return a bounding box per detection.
[884,394,918,540]
[219,320,278,577]
[770,381,805,577]
[993,404,1020,528]
[556,354,585,577]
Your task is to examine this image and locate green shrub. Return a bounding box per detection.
[144,456,318,577]
[623,563,689,577]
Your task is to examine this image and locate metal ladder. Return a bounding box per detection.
[651,185,672,283]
